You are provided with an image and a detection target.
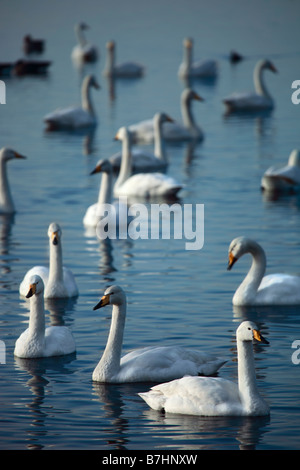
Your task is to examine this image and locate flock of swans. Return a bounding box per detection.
[4,25,300,418]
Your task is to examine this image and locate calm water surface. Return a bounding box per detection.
[0,0,300,450]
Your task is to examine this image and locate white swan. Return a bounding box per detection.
[15,275,76,358]
[103,40,144,77]
[227,236,300,306]
[114,127,183,198]
[19,222,79,299]
[92,285,226,383]
[0,147,26,214]
[44,75,100,130]
[178,37,218,79]
[128,88,204,144]
[139,321,270,417]
[71,22,98,63]
[223,59,277,112]
[83,159,131,232]
[110,113,173,172]
[261,149,300,193]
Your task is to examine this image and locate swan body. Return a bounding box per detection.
[92,285,226,383]
[0,147,26,214]
[71,23,98,63]
[227,236,300,306]
[110,113,173,172]
[178,38,218,79]
[128,89,204,144]
[44,75,100,130]
[139,321,270,416]
[223,59,277,112]
[19,223,78,299]
[103,40,144,77]
[83,159,131,231]
[114,127,183,198]
[261,149,300,193]
[15,275,76,358]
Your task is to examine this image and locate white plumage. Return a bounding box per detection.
[178,37,218,79]
[0,147,26,214]
[103,40,144,77]
[261,149,300,193]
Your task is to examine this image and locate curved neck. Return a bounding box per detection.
[28,293,45,340]
[98,170,113,205]
[75,25,87,47]
[234,242,266,304]
[98,303,126,377]
[0,157,15,213]
[254,63,271,98]
[115,132,132,191]
[82,79,95,115]
[181,95,196,129]
[153,117,167,162]
[48,239,64,284]
[237,339,260,411]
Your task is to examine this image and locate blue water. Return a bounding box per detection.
[0,0,300,450]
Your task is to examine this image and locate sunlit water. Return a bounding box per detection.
[0,0,300,450]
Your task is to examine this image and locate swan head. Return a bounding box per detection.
[90,159,112,175]
[84,74,101,90]
[258,59,277,74]
[154,113,174,125]
[48,222,62,246]
[227,236,261,270]
[75,22,89,32]
[288,149,300,167]
[0,147,27,162]
[237,321,269,344]
[93,285,125,310]
[182,88,204,104]
[183,37,193,49]
[106,40,115,51]
[26,274,44,298]
[114,126,131,143]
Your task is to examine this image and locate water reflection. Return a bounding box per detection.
[0,213,15,276]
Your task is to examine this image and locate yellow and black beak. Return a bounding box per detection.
[227,252,237,271]
[193,92,204,102]
[26,282,37,299]
[14,151,27,160]
[253,329,269,345]
[93,293,111,310]
[90,164,102,175]
[51,231,59,246]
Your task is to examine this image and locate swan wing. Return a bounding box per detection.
[116,172,182,197]
[224,92,272,111]
[110,149,166,172]
[115,62,144,77]
[191,59,217,77]
[62,267,79,297]
[139,375,242,416]
[128,119,155,143]
[44,326,76,356]
[262,164,300,190]
[257,273,300,305]
[44,106,94,129]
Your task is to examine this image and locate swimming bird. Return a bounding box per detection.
[15,275,76,358]
[103,40,144,78]
[261,149,300,193]
[114,127,183,198]
[19,222,79,299]
[178,37,218,79]
[128,88,204,144]
[227,236,300,306]
[223,59,277,112]
[92,285,226,383]
[139,321,270,416]
[23,35,45,54]
[71,22,98,63]
[44,75,100,130]
[0,147,26,214]
[110,112,173,172]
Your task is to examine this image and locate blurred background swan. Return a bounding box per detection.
[0,147,26,214]
[103,40,144,78]
[178,37,218,79]
[261,149,300,193]
[128,88,204,144]
[15,275,76,358]
[223,59,277,112]
[19,222,79,299]
[44,75,100,130]
[92,285,226,383]
[71,22,98,64]
[227,236,300,306]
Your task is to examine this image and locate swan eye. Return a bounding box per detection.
[248,327,251,331]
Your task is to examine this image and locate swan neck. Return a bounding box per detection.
[237,339,260,409]
[82,79,95,115]
[254,63,271,98]
[98,303,126,376]
[115,133,132,191]
[48,239,64,283]
[183,43,192,70]
[98,170,113,205]
[235,242,266,304]
[0,157,14,213]
[153,117,167,162]
[181,95,196,129]
[76,25,87,47]
[28,293,45,338]
[105,46,115,74]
